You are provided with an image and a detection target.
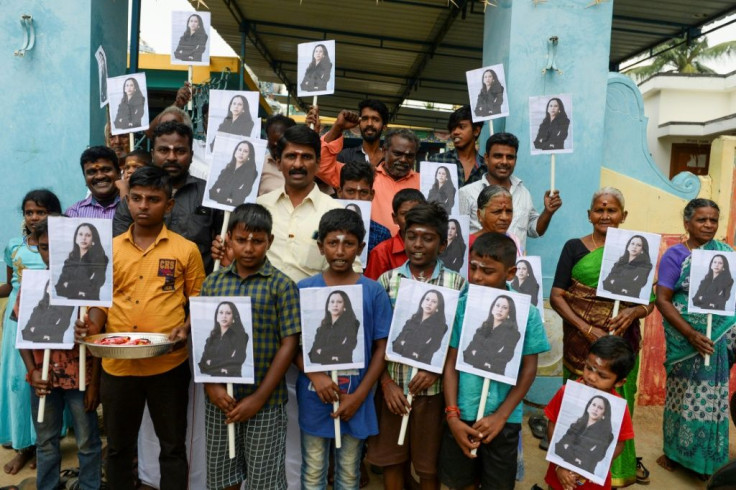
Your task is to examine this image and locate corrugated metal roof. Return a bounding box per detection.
[206,0,735,129]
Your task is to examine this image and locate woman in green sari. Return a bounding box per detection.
[655,198,736,478]
[550,187,653,487]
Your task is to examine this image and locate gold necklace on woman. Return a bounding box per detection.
[591,234,600,249]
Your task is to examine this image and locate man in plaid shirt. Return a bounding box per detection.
[428,105,486,188]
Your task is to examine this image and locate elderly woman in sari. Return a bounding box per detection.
[550,187,653,487]
[655,198,736,479]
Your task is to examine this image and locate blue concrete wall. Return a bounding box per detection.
[482,0,614,291]
[0,1,126,256]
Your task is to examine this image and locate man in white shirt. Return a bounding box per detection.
[459,132,562,249]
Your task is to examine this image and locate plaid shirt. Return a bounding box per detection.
[378,261,467,397]
[200,259,301,406]
[428,148,487,187]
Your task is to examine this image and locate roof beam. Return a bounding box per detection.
[217,0,308,112]
[249,19,481,53]
[389,0,468,121]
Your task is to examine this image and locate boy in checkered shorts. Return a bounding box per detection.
[200,203,301,490]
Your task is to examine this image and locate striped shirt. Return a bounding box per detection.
[200,259,301,406]
[378,260,467,397]
[65,195,120,219]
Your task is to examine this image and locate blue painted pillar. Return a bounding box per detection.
[0,1,127,250]
[482,0,614,287]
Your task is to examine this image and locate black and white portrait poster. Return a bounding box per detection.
[420,161,460,216]
[170,11,211,66]
[455,285,531,385]
[439,215,469,278]
[385,279,460,374]
[95,46,108,108]
[203,135,267,212]
[529,93,573,155]
[547,380,627,485]
[597,228,660,305]
[688,249,736,316]
[48,217,113,308]
[190,297,255,384]
[466,64,509,122]
[15,270,78,350]
[108,73,150,135]
[512,256,544,320]
[300,285,365,373]
[205,90,261,155]
[297,40,336,97]
[336,199,371,267]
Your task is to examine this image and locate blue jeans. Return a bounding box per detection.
[31,388,101,490]
[301,431,363,490]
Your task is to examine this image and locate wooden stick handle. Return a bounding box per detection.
[213,211,231,272]
[609,300,620,335]
[227,383,235,459]
[187,65,193,111]
[309,95,318,130]
[37,349,51,423]
[705,314,712,367]
[550,154,556,194]
[79,306,88,391]
[470,377,491,456]
[332,370,341,448]
[398,366,418,445]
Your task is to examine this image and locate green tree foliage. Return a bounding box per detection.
[625,36,736,81]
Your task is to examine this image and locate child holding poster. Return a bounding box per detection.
[544,336,635,490]
[0,190,62,474]
[296,208,392,489]
[199,203,301,489]
[440,232,549,489]
[365,202,467,489]
[19,218,103,490]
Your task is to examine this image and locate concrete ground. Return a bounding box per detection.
[2,404,732,489]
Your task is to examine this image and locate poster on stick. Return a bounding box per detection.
[529,93,573,155]
[455,285,531,385]
[385,279,460,373]
[546,380,627,486]
[466,64,509,122]
[596,228,660,305]
[190,297,255,384]
[300,285,365,373]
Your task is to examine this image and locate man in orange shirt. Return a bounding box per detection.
[77,166,205,489]
[320,110,420,236]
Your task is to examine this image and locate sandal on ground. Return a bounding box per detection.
[656,455,679,472]
[528,415,547,440]
[538,433,549,451]
[60,467,80,485]
[636,457,650,485]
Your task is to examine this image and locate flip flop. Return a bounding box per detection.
[528,415,547,439]
[636,457,650,485]
[656,454,679,472]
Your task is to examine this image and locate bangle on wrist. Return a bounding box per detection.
[446,411,460,421]
[586,325,593,335]
[381,377,394,389]
[639,305,650,317]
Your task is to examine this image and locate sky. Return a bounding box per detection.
[131,1,735,74]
